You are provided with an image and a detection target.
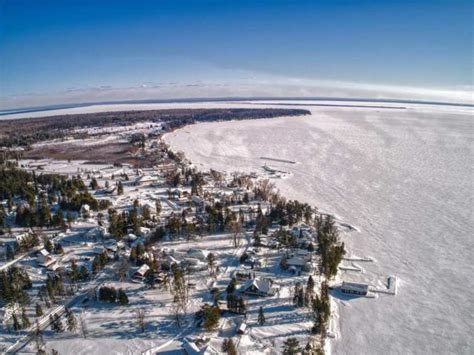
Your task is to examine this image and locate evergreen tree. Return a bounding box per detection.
[298,287,305,307]
[65,308,77,332]
[142,206,151,220]
[226,277,237,294]
[257,306,265,325]
[307,276,315,294]
[51,314,64,333]
[144,271,156,289]
[202,304,221,331]
[90,178,99,190]
[237,297,247,314]
[21,308,31,328]
[118,289,129,305]
[117,181,124,195]
[45,239,54,253]
[12,313,21,331]
[282,337,302,355]
[35,303,44,317]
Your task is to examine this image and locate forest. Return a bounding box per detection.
[0,108,310,147]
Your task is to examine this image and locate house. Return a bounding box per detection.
[234,270,253,281]
[37,249,56,268]
[132,264,150,281]
[15,232,30,244]
[37,248,49,262]
[241,277,275,297]
[182,338,219,355]
[341,281,369,296]
[291,224,314,240]
[85,227,105,241]
[134,175,158,186]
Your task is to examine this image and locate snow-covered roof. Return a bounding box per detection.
[286,256,307,267]
[242,277,272,294]
[38,249,49,257]
[341,281,369,293]
[135,264,150,276]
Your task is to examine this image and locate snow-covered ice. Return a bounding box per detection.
[164,101,474,354]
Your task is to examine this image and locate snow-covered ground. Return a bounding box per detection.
[164,101,474,354]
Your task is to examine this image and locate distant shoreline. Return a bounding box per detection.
[2,96,472,117]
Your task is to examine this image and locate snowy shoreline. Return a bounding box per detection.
[162,128,361,353]
[162,101,473,354]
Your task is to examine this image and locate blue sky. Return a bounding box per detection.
[0,0,472,108]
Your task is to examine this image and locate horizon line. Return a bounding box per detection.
[1,96,473,117]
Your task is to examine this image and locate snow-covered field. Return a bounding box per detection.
[163,101,474,354]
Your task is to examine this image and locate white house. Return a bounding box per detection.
[37,249,56,268]
[241,277,275,297]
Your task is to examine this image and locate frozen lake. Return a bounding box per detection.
[165,101,474,354]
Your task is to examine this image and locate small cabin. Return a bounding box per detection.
[341,281,369,296]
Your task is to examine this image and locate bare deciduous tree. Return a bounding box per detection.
[135,308,146,333]
[255,179,275,201]
[117,258,129,281]
[79,311,88,338]
[231,220,243,249]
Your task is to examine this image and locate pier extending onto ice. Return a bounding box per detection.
[260,156,297,164]
[371,276,398,295]
[343,255,375,262]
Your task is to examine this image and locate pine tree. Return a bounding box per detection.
[207,252,216,276]
[12,313,21,331]
[258,306,265,325]
[90,178,98,190]
[238,297,246,314]
[117,181,124,195]
[35,303,43,317]
[282,337,302,355]
[226,277,237,294]
[66,308,77,332]
[298,287,305,307]
[202,304,221,331]
[51,314,64,333]
[118,289,129,305]
[307,276,315,293]
[21,308,31,328]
